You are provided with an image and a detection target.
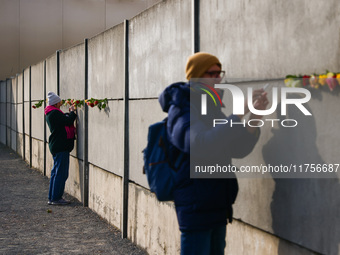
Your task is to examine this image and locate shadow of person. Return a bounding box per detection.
[262,98,340,255]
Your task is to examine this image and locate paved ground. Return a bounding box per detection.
[0,143,147,255]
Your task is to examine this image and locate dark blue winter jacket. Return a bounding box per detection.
[159,82,260,231]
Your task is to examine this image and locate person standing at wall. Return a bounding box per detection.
[45,92,77,206]
[158,52,269,254]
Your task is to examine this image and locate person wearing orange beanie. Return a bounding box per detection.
[158,52,268,254]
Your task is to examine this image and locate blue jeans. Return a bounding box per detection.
[48,151,70,201]
[180,225,227,255]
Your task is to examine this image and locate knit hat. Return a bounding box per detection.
[48,92,61,106]
[185,52,221,80]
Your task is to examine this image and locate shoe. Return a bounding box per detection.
[51,198,71,205]
[48,200,52,205]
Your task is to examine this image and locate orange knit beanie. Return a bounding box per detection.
[185,52,221,80]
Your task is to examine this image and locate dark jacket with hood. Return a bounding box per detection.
[159,82,260,231]
[45,106,77,156]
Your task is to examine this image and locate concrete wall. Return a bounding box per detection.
[0,81,6,145]
[1,0,339,254]
[87,24,125,177]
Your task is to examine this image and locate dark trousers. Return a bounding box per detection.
[181,225,227,255]
[48,151,70,201]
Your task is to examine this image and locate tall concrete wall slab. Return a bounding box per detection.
[10,105,17,151]
[45,54,58,141]
[200,0,340,79]
[24,102,30,137]
[16,104,23,134]
[6,80,11,147]
[31,106,44,141]
[0,80,6,144]
[88,23,125,99]
[0,102,5,125]
[23,68,30,103]
[87,23,125,176]
[128,183,181,255]
[89,165,122,230]
[10,103,17,132]
[17,74,23,104]
[23,67,30,163]
[60,44,85,99]
[0,80,6,102]
[60,44,85,160]
[45,55,58,96]
[129,0,191,99]
[88,100,124,176]
[129,99,167,188]
[16,74,24,152]
[6,79,12,126]
[31,62,44,141]
[0,80,6,142]
[31,61,44,101]
[11,76,18,104]
[226,81,340,255]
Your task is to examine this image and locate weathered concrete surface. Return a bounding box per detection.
[17,73,23,104]
[24,102,30,136]
[88,23,125,99]
[65,155,83,202]
[31,61,44,101]
[225,81,340,254]
[128,183,181,255]
[23,67,30,102]
[16,103,23,134]
[129,0,191,99]
[24,134,30,163]
[0,80,6,102]
[129,99,167,188]
[200,0,340,79]
[31,138,44,173]
[60,44,85,160]
[45,54,58,142]
[11,129,17,152]
[16,132,24,157]
[0,80,6,144]
[60,44,85,100]
[226,220,319,255]
[45,54,58,96]
[31,104,44,141]
[0,143,147,255]
[88,100,124,176]
[89,164,122,230]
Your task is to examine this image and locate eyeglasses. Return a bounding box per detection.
[204,70,225,79]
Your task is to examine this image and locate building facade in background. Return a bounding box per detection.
[0,0,160,80]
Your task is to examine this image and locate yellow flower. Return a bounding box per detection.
[336,73,340,84]
[284,78,292,87]
[318,74,327,86]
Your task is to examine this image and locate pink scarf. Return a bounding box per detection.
[44,105,76,139]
